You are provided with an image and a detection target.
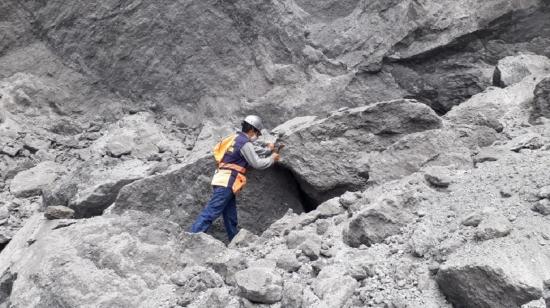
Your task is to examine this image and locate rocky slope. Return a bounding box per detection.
[1,0,550,307]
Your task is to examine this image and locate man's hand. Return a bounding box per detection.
[267,143,275,151]
[272,153,280,162]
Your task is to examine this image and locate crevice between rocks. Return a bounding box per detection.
[0,269,16,305]
[275,164,332,213]
[0,241,9,254]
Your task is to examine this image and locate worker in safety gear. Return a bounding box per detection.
[190,115,280,241]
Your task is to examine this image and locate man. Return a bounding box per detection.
[190,115,280,241]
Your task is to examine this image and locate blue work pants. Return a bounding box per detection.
[190,186,238,241]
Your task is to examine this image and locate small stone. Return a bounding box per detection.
[473,147,501,164]
[323,246,337,257]
[537,185,550,199]
[234,267,283,304]
[44,206,75,220]
[423,166,452,188]
[532,199,550,216]
[409,223,436,257]
[0,208,9,221]
[316,198,344,218]
[299,239,321,261]
[273,254,300,273]
[461,212,483,227]
[339,191,359,209]
[228,228,259,248]
[105,136,133,157]
[428,262,440,275]
[475,214,512,241]
[1,145,21,157]
[23,135,50,152]
[509,133,543,152]
[170,266,223,289]
[333,215,346,225]
[415,209,427,217]
[316,220,330,235]
[249,259,277,269]
[499,188,512,198]
[84,132,101,141]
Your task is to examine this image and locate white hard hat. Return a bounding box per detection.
[243,115,264,132]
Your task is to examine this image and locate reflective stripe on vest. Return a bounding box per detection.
[218,162,247,174]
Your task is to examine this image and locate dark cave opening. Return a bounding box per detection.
[0,241,9,254]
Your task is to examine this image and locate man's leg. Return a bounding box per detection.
[222,194,238,241]
[191,187,233,234]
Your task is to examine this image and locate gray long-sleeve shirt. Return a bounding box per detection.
[240,142,274,170]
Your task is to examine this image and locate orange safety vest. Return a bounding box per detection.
[211,133,249,194]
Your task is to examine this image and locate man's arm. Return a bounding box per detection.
[252,141,273,158]
[240,142,274,170]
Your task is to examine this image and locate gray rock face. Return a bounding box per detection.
[234,267,283,304]
[275,99,442,203]
[5,0,549,127]
[0,2,33,57]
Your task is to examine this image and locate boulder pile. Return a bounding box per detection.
[1,0,550,307]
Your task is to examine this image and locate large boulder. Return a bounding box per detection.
[493,54,550,87]
[43,159,155,218]
[446,72,548,133]
[113,154,304,239]
[0,211,206,307]
[437,236,550,308]
[274,99,442,203]
[9,161,66,198]
[365,128,474,184]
